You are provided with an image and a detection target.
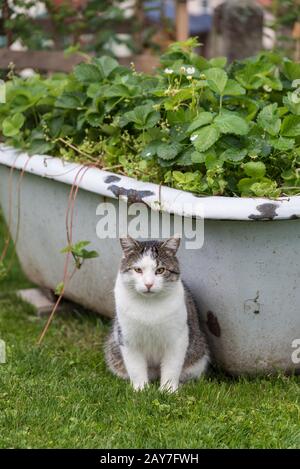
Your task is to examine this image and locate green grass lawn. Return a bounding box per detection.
[0,214,300,449]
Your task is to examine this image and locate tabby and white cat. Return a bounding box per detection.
[105,236,210,392]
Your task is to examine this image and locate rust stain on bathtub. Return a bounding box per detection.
[206,311,221,337]
[107,184,155,204]
[248,203,279,221]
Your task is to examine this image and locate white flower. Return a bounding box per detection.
[190,134,198,141]
[292,79,300,88]
[263,85,272,92]
[187,75,193,80]
[180,66,186,73]
[164,68,174,75]
[291,90,300,104]
[186,66,195,75]
[146,152,151,157]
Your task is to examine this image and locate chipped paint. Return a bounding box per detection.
[249,203,279,220]
[107,184,155,204]
[104,175,121,184]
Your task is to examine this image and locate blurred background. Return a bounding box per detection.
[0,0,299,76]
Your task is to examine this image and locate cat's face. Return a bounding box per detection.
[119,237,181,296]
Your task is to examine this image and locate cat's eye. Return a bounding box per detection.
[155,267,165,275]
[133,267,142,274]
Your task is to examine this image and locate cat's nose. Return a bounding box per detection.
[145,282,154,291]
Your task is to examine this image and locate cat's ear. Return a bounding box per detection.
[120,236,140,256]
[161,235,181,255]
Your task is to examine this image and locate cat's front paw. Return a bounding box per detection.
[159,381,179,394]
[132,381,148,392]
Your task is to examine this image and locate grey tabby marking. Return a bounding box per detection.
[120,239,180,282]
[182,283,209,371]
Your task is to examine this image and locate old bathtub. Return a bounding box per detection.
[1,144,300,375]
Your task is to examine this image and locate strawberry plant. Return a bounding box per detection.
[1,38,300,197]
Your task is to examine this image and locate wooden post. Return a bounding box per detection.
[292,22,300,62]
[217,0,264,62]
[175,0,189,42]
[2,0,13,46]
[134,0,145,54]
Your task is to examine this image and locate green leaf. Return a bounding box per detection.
[191,125,220,152]
[101,83,134,99]
[87,83,101,99]
[220,148,247,163]
[157,142,182,160]
[191,151,206,163]
[234,61,275,90]
[48,116,64,137]
[281,169,297,181]
[56,92,86,109]
[74,63,103,84]
[61,240,90,254]
[10,93,33,112]
[282,61,300,81]
[223,79,246,96]
[237,177,256,195]
[268,137,295,151]
[141,140,160,159]
[157,157,177,168]
[0,261,7,281]
[2,113,25,137]
[281,115,300,137]
[169,125,188,142]
[85,110,104,127]
[121,104,160,129]
[145,111,161,129]
[257,104,281,136]
[27,140,53,155]
[94,56,119,78]
[214,111,249,136]
[171,170,203,192]
[80,249,99,259]
[209,57,227,68]
[239,176,279,197]
[262,75,283,91]
[246,133,272,158]
[55,282,64,296]
[225,96,259,121]
[244,161,266,178]
[283,93,300,116]
[205,153,221,170]
[204,68,228,95]
[187,112,214,133]
[61,241,99,260]
[176,148,194,166]
[250,180,280,198]
[163,87,193,110]
[166,108,196,125]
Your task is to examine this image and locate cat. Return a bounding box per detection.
[105,236,210,392]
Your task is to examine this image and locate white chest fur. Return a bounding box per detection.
[115,274,188,365]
